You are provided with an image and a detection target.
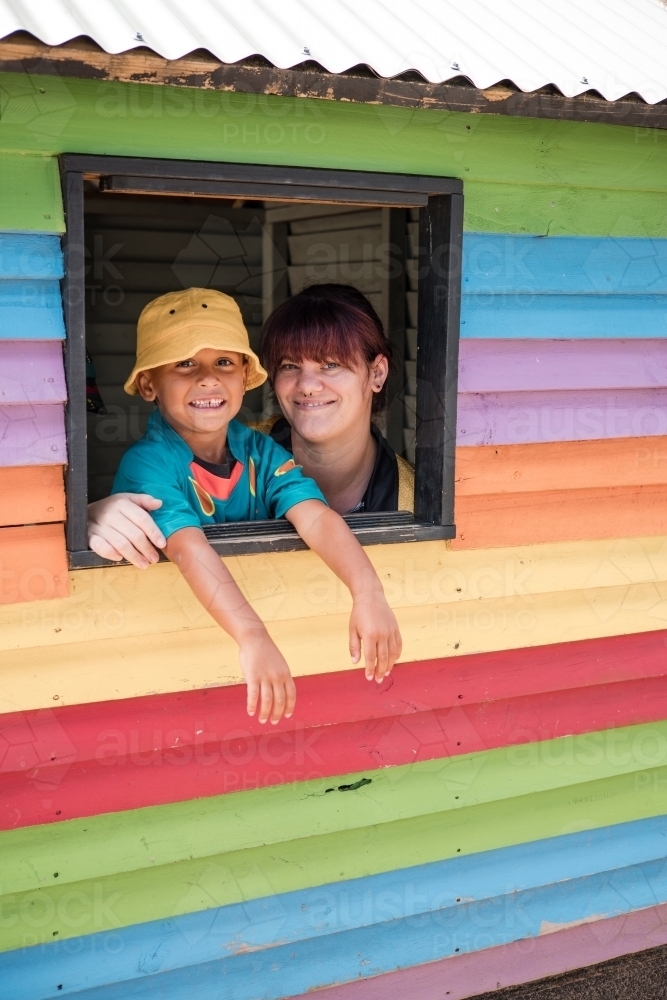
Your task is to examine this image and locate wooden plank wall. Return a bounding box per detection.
[3,83,667,999]
[454,233,667,549]
[0,233,68,603]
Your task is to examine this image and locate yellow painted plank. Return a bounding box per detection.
[4,535,667,654]
[3,572,667,712]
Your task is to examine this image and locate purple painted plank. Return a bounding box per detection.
[458,339,667,393]
[287,901,667,1000]
[0,405,66,466]
[0,341,66,404]
[457,389,667,446]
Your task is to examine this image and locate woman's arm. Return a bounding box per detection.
[165,527,296,724]
[286,500,402,682]
[88,493,166,568]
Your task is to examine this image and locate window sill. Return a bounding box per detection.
[68,512,455,569]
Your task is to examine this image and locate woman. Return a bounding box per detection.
[88,284,414,568]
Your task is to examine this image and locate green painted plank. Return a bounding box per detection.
[6,720,664,893]
[0,154,63,233]
[2,721,667,950]
[3,764,666,953]
[465,181,667,238]
[1,73,667,236]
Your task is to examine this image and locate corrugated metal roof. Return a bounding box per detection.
[1,0,667,104]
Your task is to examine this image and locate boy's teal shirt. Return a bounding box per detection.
[112,409,326,539]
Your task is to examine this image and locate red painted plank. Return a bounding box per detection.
[284,900,667,1000]
[458,339,667,393]
[0,340,66,403]
[457,388,667,446]
[0,404,66,465]
[3,628,667,829]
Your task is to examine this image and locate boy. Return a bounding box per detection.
[113,288,402,725]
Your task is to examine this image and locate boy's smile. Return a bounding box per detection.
[190,397,226,409]
[135,347,248,463]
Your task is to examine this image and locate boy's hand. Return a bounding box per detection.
[238,633,297,724]
[349,592,402,683]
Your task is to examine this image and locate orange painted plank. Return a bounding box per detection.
[0,523,68,604]
[454,483,667,549]
[455,435,667,496]
[0,465,65,526]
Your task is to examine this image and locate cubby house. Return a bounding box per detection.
[3,5,667,999]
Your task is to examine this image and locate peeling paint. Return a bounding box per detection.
[539,913,607,935]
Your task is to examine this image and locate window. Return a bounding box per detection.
[60,156,463,567]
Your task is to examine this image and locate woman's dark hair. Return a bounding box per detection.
[260,283,395,414]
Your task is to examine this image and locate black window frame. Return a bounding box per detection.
[59,154,463,568]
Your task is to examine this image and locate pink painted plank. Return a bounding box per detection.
[289,901,667,1000]
[0,341,66,404]
[0,405,66,466]
[458,339,667,393]
[457,389,667,446]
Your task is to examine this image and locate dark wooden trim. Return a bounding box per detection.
[381,208,408,456]
[2,34,667,131]
[69,513,455,568]
[60,154,462,197]
[98,175,428,208]
[60,169,88,553]
[414,193,463,526]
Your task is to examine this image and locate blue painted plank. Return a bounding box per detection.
[113,860,667,1000]
[0,234,63,280]
[463,234,667,295]
[460,294,667,338]
[6,814,667,1000]
[0,281,65,340]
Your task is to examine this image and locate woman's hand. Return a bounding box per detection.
[349,592,402,683]
[238,632,297,724]
[88,493,166,568]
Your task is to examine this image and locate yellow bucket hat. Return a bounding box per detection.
[124,287,267,395]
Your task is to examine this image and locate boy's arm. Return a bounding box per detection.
[285,501,402,682]
[165,527,296,723]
